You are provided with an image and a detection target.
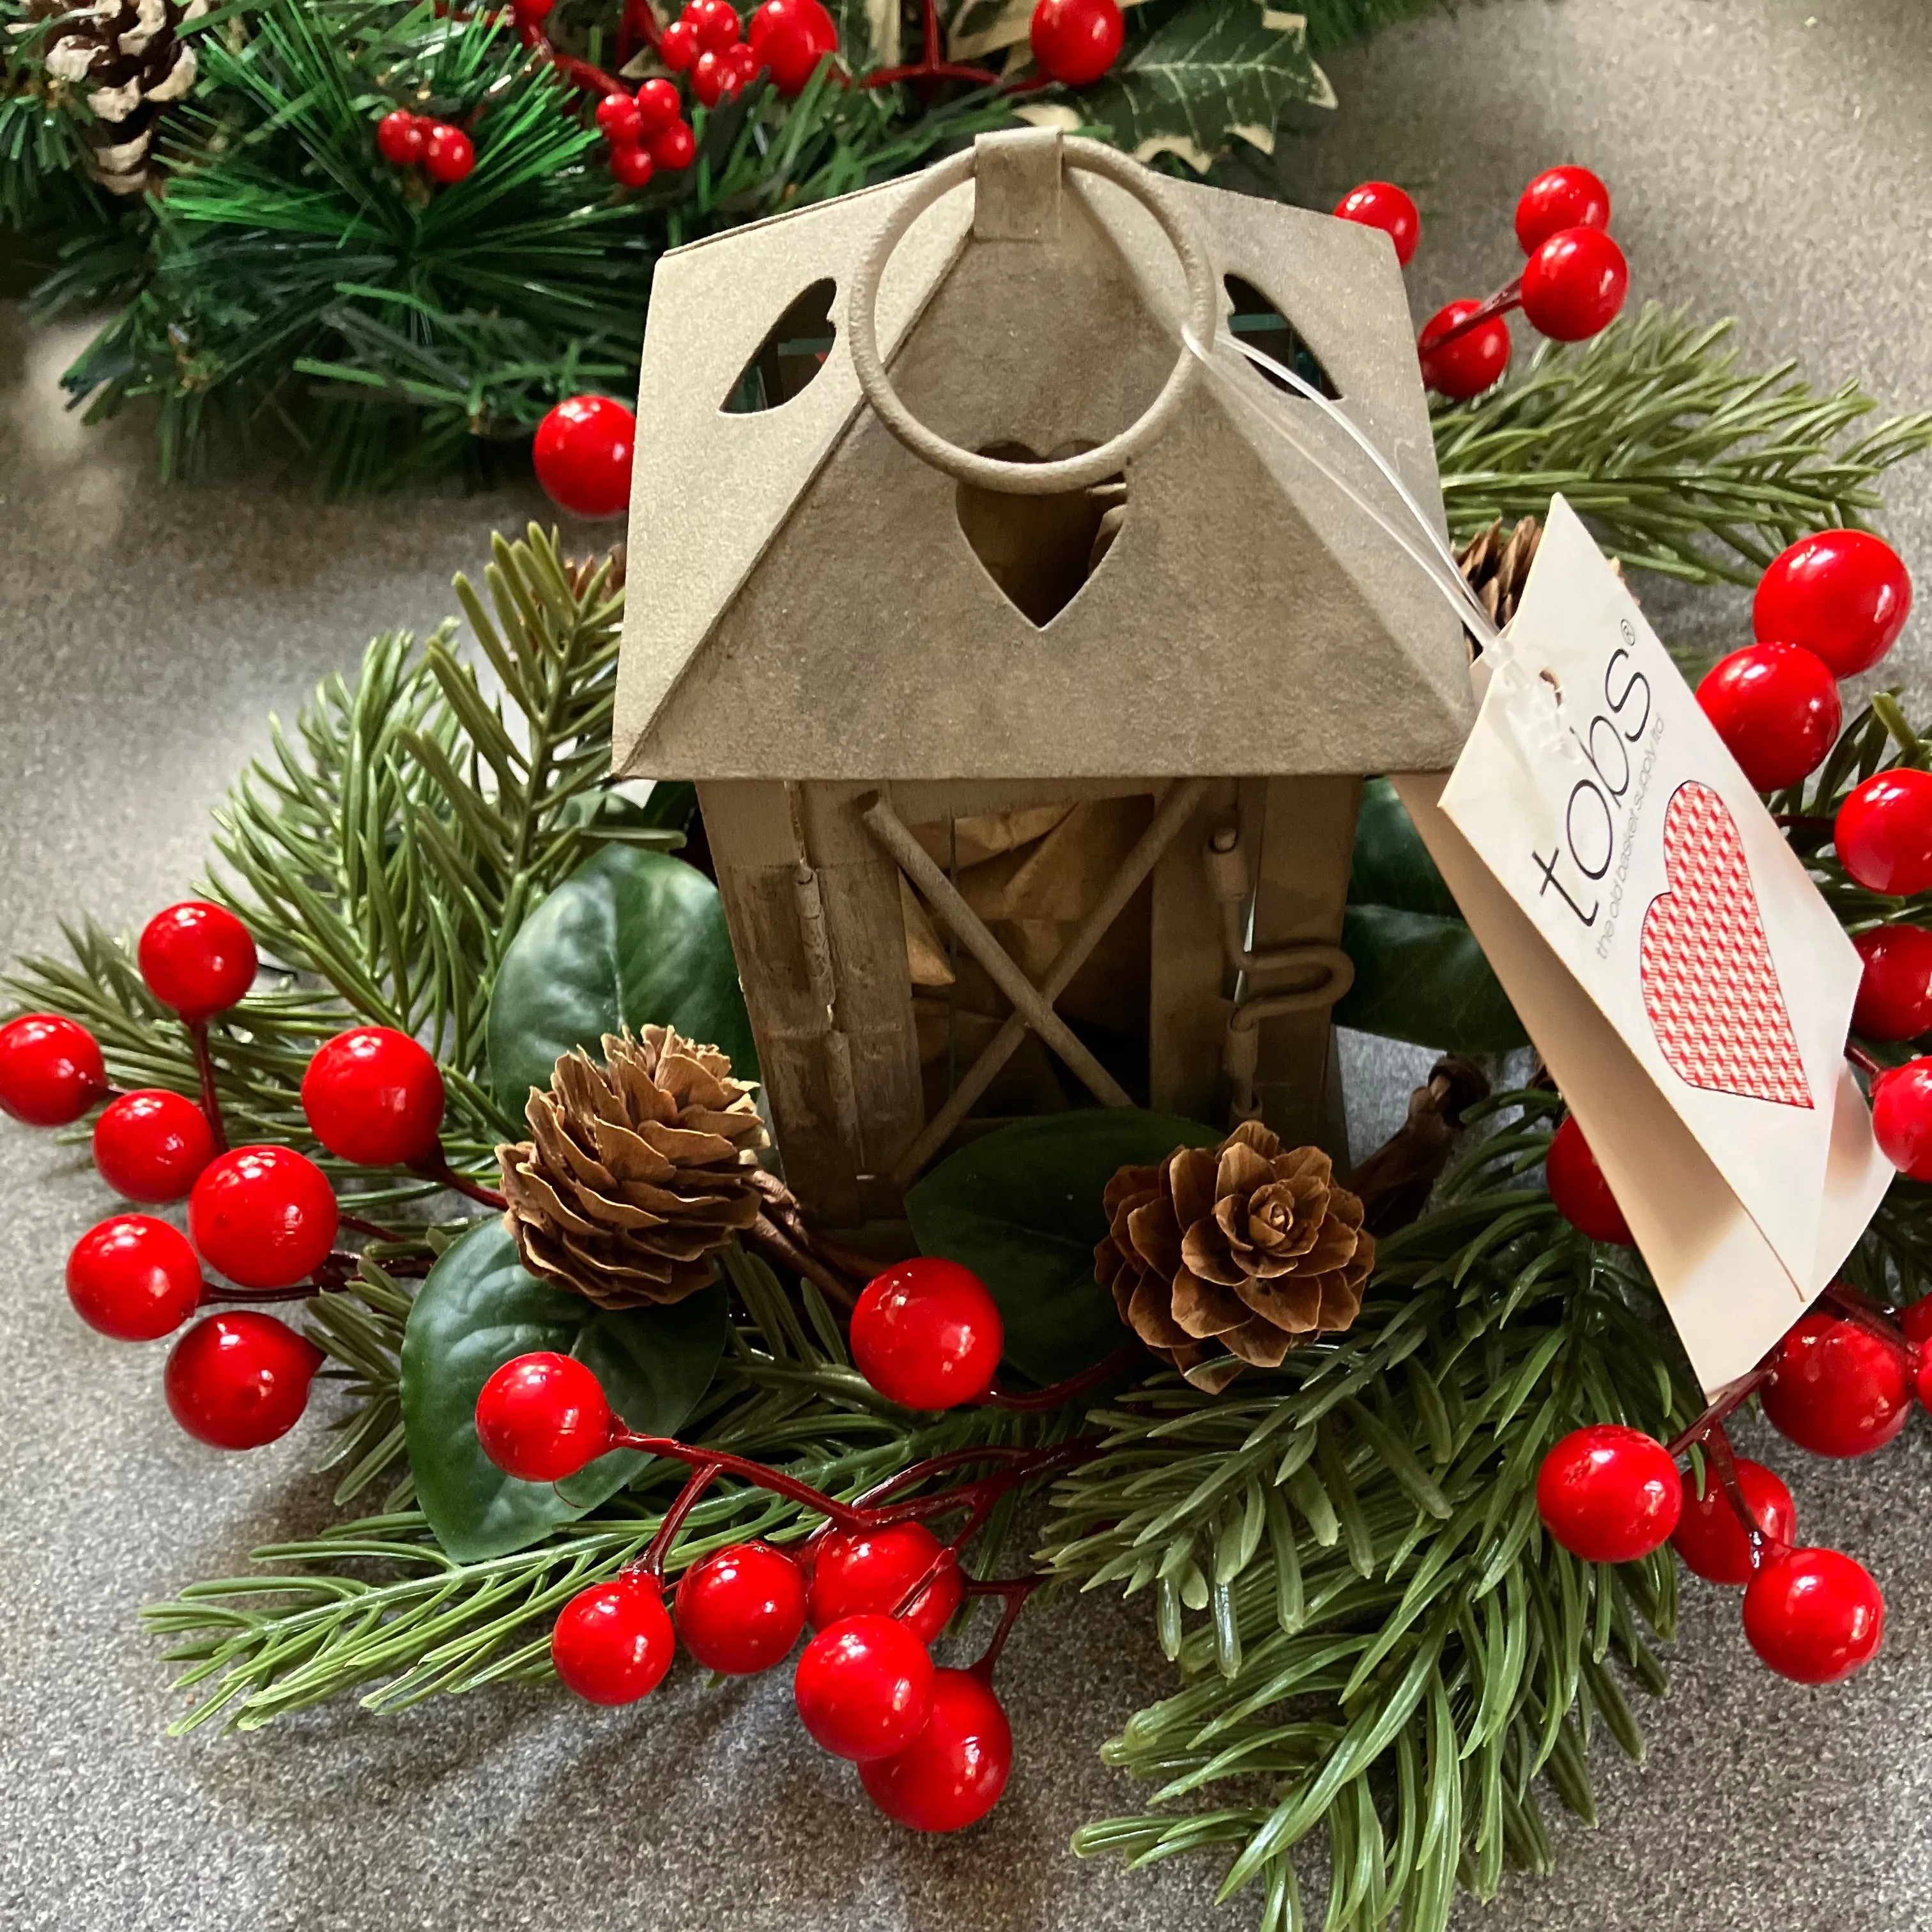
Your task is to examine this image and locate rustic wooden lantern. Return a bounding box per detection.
[614,129,1475,1227]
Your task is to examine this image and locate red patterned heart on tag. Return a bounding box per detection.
[1639,780,1814,1109]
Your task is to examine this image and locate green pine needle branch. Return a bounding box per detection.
[143,1247,1070,1731]
[1038,1092,1701,1932]
[4,525,643,1195]
[1435,305,1932,586]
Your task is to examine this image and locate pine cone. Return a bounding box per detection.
[27,0,206,196]
[1096,1123,1374,1393]
[1456,516,1542,629]
[497,1027,768,1309]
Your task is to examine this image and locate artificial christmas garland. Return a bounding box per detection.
[9,176,1932,1926]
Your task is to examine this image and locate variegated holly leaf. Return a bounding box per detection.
[1031,0,1335,174]
[945,0,1154,63]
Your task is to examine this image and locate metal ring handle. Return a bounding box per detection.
[845,137,1219,496]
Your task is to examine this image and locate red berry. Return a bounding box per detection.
[66,1215,203,1342]
[1742,1545,1884,1684]
[0,1013,105,1126]
[514,0,555,19]
[1754,530,1912,678]
[595,92,643,144]
[1545,1114,1632,1244]
[793,1614,933,1761]
[1535,1424,1681,1563]
[139,901,257,1022]
[1670,1457,1795,1585]
[475,1351,614,1482]
[553,1575,675,1703]
[1694,641,1840,792]
[300,1027,445,1167]
[165,1312,323,1450]
[610,143,656,190]
[188,1145,338,1289]
[808,1521,965,1642]
[1331,181,1420,267]
[93,1089,216,1203]
[1514,164,1611,254]
[1029,0,1124,86]
[861,1668,1013,1832]
[747,0,837,93]
[1418,299,1510,401]
[1836,769,1932,896]
[1904,1297,1932,1410]
[659,18,700,68]
[687,0,741,50]
[1520,226,1627,341]
[731,42,763,83]
[650,118,697,171]
[851,1257,1004,1410]
[1852,926,1932,1041]
[674,1541,808,1674]
[532,394,636,519]
[1871,1058,1932,1180]
[1762,1309,1912,1457]
[422,122,474,185]
[691,47,740,105]
[635,76,682,131]
[376,109,426,166]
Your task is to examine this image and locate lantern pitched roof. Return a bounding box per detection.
[613,145,1475,781]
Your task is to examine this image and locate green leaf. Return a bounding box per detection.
[1333,780,1528,1054]
[904,1109,1220,1383]
[1063,0,1335,172]
[399,1218,727,1561]
[486,843,757,1118]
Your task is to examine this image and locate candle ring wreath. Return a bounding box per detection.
[8,123,1932,1932]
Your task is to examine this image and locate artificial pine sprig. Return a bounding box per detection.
[1039,1093,1699,1932]
[1435,305,1932,586]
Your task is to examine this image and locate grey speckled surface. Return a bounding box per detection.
[3,1,1932,1923]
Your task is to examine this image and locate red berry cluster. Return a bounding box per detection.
[0,900,473,1452]
[595,79,692,189]
[474,1260,1020,1829]
[1536,1289,1932,1687]
[1696,529,1912,792]
[1409,163,1627,401]
[375,108,476,185]
[1029,0,1124,87]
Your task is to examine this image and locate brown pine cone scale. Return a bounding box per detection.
[1097,1122,1374,1393]
[498,1027,767,1308]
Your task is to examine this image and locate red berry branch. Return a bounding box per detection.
[473,1258,1107,1832]
[0,898,510,1453]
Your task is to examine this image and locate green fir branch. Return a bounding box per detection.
[1433,305,1932,586]
[144,1247,1071,1730]
[4,525,632,1194]
[1039,1093,1700,1932]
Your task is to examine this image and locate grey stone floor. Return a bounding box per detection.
[3,1,1931,1924]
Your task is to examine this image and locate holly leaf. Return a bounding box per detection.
[905,1109,1221,1384]
[1035,0,1335,172]
[486,844,757,1121]
[400,1218,728,1562]
[1334,778,1529,1054]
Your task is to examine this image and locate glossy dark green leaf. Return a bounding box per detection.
[904,1109,1221,1383]
[486,843,756,1118]
[1334,778,1528,1054]
[399,1218,727,1561]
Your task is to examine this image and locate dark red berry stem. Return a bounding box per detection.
[634,1459,724,1579]
[339,1212,410,1243]
[1821,1278,1917,1361]
[409,1144,508,1209]
[983,1340,1144,1411]
[1664,1365,1772,1459]
[963,1574,1041,1680]
[198,1278,315,1306]
[1692,1421,1791,1575]
[859,0,1005,88]
[1845,1040,1886,1080]
[1422,275,1524,353]
[186,1018,229,1154]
